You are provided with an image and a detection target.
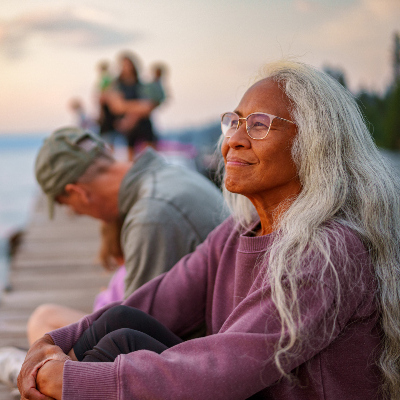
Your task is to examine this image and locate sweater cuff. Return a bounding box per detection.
[49,317,91,354]
[62,360,118,400]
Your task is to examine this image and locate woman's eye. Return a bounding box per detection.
[253,121,268,129]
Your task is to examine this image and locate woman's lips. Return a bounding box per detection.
[226,158,253,166]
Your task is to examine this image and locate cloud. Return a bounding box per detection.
[0,7,140,59]
[298,0,400,49]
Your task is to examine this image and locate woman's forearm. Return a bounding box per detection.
[103,91,155,117]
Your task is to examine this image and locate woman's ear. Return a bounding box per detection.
[64,183,90,205]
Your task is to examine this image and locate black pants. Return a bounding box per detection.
[73,305,183,362]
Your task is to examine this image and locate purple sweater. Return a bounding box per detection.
[50,217,381,399]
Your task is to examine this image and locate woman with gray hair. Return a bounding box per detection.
[19,60,400,400]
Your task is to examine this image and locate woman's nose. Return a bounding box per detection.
[227,123,251,149]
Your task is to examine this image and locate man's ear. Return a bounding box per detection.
[64,183,90,204]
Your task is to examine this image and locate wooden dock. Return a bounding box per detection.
[0,195,111,399]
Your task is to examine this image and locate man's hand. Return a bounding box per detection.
[18,334,70,400]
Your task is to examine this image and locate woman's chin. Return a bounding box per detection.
[224,180,240,194]
[224,183,249,197]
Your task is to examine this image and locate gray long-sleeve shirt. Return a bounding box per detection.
[118,148,228,297]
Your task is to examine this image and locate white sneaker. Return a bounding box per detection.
[0,347,27,388]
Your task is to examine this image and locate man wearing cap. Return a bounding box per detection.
[35,126,227,297]
[0,126,228,391]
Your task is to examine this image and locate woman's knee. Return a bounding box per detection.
[82,328,139,362]
[101,305,144,327]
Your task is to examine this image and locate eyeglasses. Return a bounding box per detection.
[221,112,295,140]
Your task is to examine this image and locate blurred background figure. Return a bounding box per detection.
[141,62,167,107]
[112,60,169,154]
[112,51,157,161]
[97,61,113,92]
[69,98,98,134]
[95,60,121,149]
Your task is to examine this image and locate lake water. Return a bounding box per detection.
[0,134,45,290]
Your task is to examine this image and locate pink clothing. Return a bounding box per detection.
[50,217,381,399]
[93,266,126,312]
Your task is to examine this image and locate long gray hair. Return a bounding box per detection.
[221,60,400,398]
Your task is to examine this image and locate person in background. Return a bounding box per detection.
[140,62,167,107]
[69,98,98,133]
[19,60,400,399]
[0,126,227,391]
[97,61,113,92]
[96,60,119,147]
[111,61,168,141]
[29,126,227,332]
[111,52,157,161]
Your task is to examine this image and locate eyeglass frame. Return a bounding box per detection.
[221,111,295,140]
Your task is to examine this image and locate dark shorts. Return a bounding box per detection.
[126,118,156,148]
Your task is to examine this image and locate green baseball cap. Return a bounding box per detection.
[35,127,109,219]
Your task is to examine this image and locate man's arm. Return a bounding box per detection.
[18,335,70,400]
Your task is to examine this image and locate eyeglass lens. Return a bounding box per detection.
[221,113,272,139]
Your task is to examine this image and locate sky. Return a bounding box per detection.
[0,0,399,135]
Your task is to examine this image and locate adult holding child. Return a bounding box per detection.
[19,60,400,399]
[106,52,159,161]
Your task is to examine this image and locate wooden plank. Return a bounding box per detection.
[0,195,111,399]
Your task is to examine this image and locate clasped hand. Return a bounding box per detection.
[18,334,70,400]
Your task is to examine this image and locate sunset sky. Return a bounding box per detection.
[0,0,399,135]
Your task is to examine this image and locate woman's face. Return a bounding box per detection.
[221,78,301,207]
[120,58,136,79]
